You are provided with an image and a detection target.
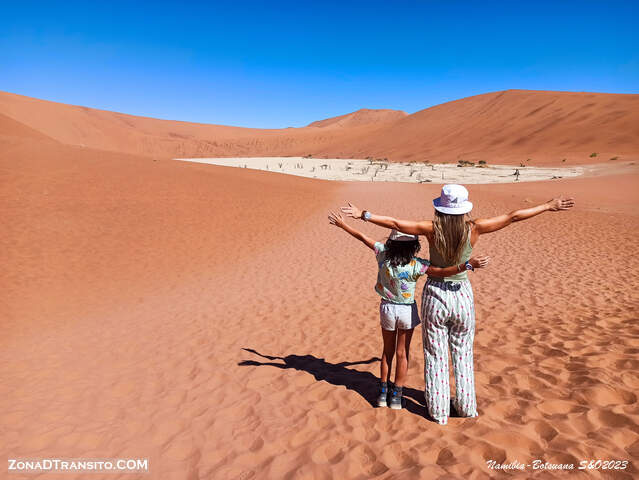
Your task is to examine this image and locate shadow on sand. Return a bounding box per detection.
[239,348,435,419]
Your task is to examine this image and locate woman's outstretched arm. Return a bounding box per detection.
[328,211,376,250]
[474,197,575,235]
[340,202,433,235]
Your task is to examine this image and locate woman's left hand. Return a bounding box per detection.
[547,197,575,211]
[340,202,362,219]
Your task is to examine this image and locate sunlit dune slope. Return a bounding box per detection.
[1,89,637,165]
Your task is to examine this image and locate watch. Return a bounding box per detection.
[362,210,372,222]
[465,261,474,271]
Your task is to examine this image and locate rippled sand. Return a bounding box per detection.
[3,133,638,478]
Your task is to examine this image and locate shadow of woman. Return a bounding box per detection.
[239,348,428,418]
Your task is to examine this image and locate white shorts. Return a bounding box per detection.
[380,300,420,331]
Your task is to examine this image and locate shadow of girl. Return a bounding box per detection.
[239,348,428,418]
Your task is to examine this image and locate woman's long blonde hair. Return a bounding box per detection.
[432,210,474,264]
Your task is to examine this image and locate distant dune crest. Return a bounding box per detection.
[307,108,408,129]
[0,89,637,165]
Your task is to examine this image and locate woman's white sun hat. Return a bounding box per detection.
[389,229,418,242]
[433,184,473,215]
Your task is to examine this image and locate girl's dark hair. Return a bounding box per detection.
[384,238,421,267]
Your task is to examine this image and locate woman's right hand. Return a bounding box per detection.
[469,255,490,269]
[340,202,363,220]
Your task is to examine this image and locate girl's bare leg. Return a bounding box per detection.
[394,328,414,387]
[380,329,397,382]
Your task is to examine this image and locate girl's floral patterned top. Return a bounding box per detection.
[374,242,430,304]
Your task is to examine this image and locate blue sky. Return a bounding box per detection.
[2,1,638,128]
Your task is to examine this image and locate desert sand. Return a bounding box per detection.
[2,93,639,479]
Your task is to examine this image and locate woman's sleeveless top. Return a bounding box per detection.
[428,227,473,282]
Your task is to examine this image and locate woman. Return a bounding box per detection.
[327,210,489,411]
[341,184,574,424]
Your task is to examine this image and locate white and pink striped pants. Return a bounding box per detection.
[421,279,478,425]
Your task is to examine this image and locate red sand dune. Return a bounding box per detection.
[335,90,639,164]
[1,89,637,164]
[2,92,639,478]
[307,108,408,129]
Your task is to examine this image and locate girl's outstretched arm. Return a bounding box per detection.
[474,197,574,235]
[340,202,433,235]
[328,211,376,250]
[425,255,490,277]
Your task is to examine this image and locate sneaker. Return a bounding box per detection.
[377,382,389,407]
[389,386,403,410]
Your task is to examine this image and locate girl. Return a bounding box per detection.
[340,184,574,424]
[328,211,489,410]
